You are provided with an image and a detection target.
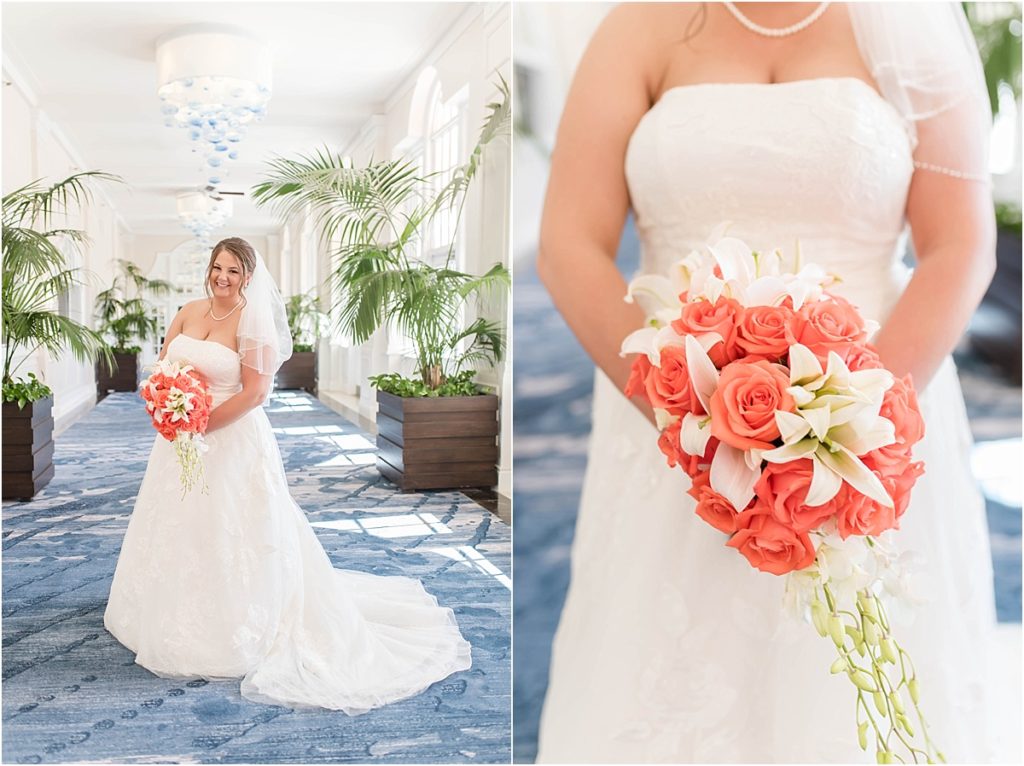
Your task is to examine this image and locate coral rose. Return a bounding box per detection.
[754,459,838,532]
[845,343,884,371]
[836,484,898,539]
[660,420,717,478]
[727,503,817,575]
[625,355,653,399]
[644,345,701,415]
[881,461,925,520]
[688,470,742,534]
[862,378,924,478]
[658,418,686,470]
[731,303,801,361]
[709,360,795,451]
[797,294,867,362]
[671,295,743,367]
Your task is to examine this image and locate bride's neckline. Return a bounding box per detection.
[655,75,888,109]
[174,333,238,356]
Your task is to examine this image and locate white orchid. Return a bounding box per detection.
[762,345,896,508]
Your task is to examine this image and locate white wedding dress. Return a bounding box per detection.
[537,78,1000,762]
[104,332,472,713]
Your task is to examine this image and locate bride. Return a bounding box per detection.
[535,2,1003,762]
[104,236,471,713]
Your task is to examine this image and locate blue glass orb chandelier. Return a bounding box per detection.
[156,27,272,188]
[177,191,234,246]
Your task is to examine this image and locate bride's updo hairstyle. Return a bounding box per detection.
[206,237,258,299]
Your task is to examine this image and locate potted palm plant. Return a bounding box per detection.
[277,289,328,392]
[253,79,510,490]
[95,260,174,396]
[2,172,116,499]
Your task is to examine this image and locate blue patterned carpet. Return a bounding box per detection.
[511,221,1022,763]
[2,391,510,764]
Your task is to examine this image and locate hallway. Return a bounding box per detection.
[3,392,511,764]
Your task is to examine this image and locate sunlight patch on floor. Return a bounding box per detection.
[428,545,512,589]
[313,512,454,539]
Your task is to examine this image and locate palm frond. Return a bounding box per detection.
[2,171,121,230]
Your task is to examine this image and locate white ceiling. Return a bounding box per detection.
[2,1,471,236]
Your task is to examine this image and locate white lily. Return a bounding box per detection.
[654,408,680,431]
[680,411,712,457]
[779,263,836,309]
[682,335,764,511]
[624,274,683,326]
[164,386,197,423]
[620,325,687,367]
[763,345,896,508]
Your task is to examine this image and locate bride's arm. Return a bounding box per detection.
[205,364,272,433]
[871,143,996,390]
[157,305,188,361]
[536,7,664,422]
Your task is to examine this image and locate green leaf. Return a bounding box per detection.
[252,76,510,389]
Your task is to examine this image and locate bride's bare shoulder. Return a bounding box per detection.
[589,4,705,99]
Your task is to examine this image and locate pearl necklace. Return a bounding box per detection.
[208,297,243,321]
[724,2,831,37]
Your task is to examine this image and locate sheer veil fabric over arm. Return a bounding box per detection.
[848,1,991,181]
[236,251,293,381]
[535,3,1008,762]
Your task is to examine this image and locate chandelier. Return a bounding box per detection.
[177,192,233,246]
[156,27,272,187]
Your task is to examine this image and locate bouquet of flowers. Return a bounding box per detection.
[139,359,212,497]
[621,227,941,764]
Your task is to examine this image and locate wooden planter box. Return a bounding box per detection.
[2,396,55,500]
[275,351,317,392]
[375,390,499,491]
[97,351,139,397]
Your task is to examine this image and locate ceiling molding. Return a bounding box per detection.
[383,3,481,116]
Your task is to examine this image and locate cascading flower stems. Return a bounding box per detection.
[811,575,942,764]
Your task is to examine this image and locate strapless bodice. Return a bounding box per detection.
[625,77,915,322]
[166,334,242,405]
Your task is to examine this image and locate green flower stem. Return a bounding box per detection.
[816,581,941,764]
[173,435,209,500]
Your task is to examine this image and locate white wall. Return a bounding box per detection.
[2,65,129,431]
[316,3,512,495]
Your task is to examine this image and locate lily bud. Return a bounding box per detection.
[811,602,828,638]
[858,722,868,750]
[880,638,897,664]
[890,692,905,715]
[897,714,914,737]
[873,690,887,716]
[859,591,880,622]
[828,615,846,647]
[863,619,879,647]
[908,678,920,704]
[830,657,848,674]
[850,670,877,692]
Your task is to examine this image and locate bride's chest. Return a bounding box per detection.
[624,78,913,232]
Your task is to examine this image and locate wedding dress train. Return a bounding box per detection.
[536,78,1000,762]
[104,332,472,713]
